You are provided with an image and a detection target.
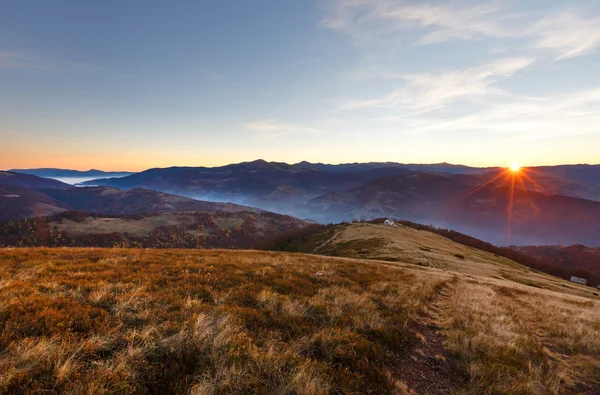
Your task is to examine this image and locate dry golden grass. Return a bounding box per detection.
[0,235,598,394]
[315,223,528,276]
[312,223,600,300]
[52,214,195,237]
[438,277,600,394]
[0,248,452,394]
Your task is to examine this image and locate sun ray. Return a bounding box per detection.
[515,171,539,212]
[519,169,550,195]
[506,172,516,246]
[463,168,511,198]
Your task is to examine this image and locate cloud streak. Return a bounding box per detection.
[382,87,600,140]
[340,57,534,111]
[324,1,600,59]
[530,12,600,60]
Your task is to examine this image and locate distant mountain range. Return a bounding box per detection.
[79,160,600,202]
[77,160,415,210]
[3,161,600,246]
[8,168,133,178]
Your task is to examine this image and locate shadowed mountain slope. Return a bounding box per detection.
[0,185,267,223]
[0,171,71,190]
[0,185,69,222]
[39,186,264,216]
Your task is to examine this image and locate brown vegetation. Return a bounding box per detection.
[0,246,598,394]
[516,245,600,286]
[0,210,306,249]
[267,219,599,288]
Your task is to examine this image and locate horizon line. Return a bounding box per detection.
[3,159,600,173]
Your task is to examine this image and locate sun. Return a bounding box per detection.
[509,163,521,172]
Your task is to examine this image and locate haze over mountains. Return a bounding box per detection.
[3,161,600,247]
[70,160,600,246]
[0,171,264,222]
[308,172,600,246]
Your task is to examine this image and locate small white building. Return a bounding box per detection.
[384,219,395,226]
[570,276,587,286]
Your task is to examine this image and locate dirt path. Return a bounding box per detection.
[394,276,462,394]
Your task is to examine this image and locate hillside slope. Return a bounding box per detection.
[0,171,71,190]
[268,222,600,295]
[516,244,600,285]
[0,247,597,394]
[0,210,307,249]
[40,186,263,216]
[0,185,265,222]
[0,185,69,222]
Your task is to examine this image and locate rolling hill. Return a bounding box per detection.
[0,185,266,223]
[0,171,71,190]
[38,186,264,216]
[0,185,69,222]
[0,210,307,249]
[265,221,600,286]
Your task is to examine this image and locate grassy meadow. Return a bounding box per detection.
[0,238,598,393]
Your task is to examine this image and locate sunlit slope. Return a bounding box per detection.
[292,222,600,299]
[0,248,598,394]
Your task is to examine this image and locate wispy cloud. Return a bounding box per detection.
[392,87,600,139]
[529,12,600,60]
[323,1,600,60]
[243,120,319,137]
[323,0,512,46]
[340,57,534,111]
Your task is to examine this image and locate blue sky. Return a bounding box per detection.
[1,0,600,170]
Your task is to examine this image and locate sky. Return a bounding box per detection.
[1,0,600,171]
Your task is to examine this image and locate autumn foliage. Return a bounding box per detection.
[0,211,305,250]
